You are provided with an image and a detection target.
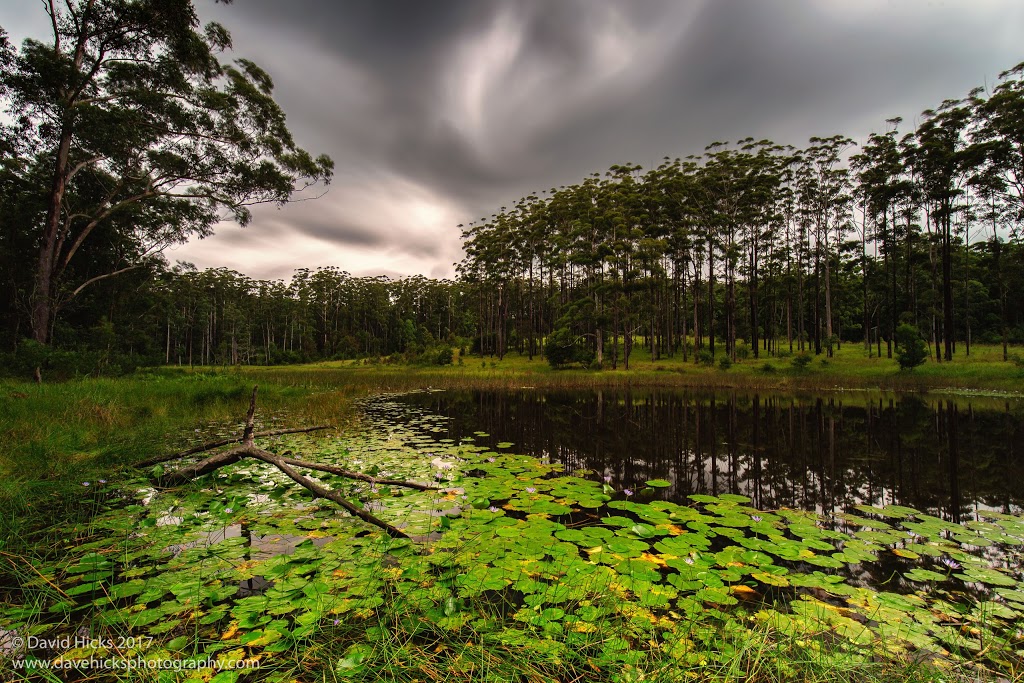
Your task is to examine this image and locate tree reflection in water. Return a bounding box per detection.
[401,390,1024,521]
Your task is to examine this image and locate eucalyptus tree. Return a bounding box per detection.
[797,136,855,356]
[852,121,907,358]
[976,63,1024,223]
[647,156,697,359]
[973,62,1024,359]
[1,0,333,345]
[600,164,648,367]
[739,140,786,359]
[777,148,807,354]
[967,163,1015,359]
[695,143,741,358]
[904,100,978,360]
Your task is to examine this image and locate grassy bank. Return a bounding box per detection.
[0,372,368,554]
[240,342,1024,397]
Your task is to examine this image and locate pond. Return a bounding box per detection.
[397,389,1024,520]
[6,388,1024,678]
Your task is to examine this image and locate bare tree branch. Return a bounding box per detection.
[134,424,333,467]
[247,448,409,539]
[139,387,432,539]
[66,263,144,300]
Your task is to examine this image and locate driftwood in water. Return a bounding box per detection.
[135,425,334,467]
[137,386,435,539]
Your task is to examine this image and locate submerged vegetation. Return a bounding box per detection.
[2,374,1024,681]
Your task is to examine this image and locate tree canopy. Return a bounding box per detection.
[0,0,333,344]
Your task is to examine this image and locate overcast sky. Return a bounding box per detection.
[4,1,1023,281]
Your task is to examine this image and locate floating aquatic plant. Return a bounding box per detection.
[5,392,1024,681]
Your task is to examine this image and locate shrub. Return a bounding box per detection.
[434,347,454,366]
[760,362,775,374]
[544,328,576,368]
[895,324,928,371]
[718,356,733,370]
[545,328,594,369]
[697,350,714,367]
[791,353,812,371]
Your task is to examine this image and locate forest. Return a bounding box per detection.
[3,49,1024,375]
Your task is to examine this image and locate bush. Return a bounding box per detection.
[791,353,812,371]
[544,327,592,369]
[697,350,714,367]
[895,324,928,371]
[760,362,775,374]
[718,356,733,370]
[434,347,454,366]
[0,339,144,380]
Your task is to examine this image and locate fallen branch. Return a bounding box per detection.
[247,448,409,538]
[139,386,436,539]
[156,447,245,487]
[135,426,333,468]
[279,456,438,491]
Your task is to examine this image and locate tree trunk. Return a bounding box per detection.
[708,240,715,357]
[942,210,954,362]
[31,123,75,344]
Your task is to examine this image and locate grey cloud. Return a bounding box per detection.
[174,1,1024,278]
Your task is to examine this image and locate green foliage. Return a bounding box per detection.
[544,328,592,369]
[433,347,454,366]
[3,26,1024,376]
[697,350,715,367]
[791,353,812,371]
[895,324,928,371]
[718,355,733,370]
[1,0,333,345]
[0,338,144,380]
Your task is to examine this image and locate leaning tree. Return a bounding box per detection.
[0,0,333,345]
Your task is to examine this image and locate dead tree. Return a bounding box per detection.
[137,386,436,539]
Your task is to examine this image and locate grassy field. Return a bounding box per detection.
[0,349,1022,681]
[242,341,1024,396]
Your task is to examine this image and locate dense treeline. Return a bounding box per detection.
[0,264,475,374]
[3,62,1024,375]
[459,65,1024,368]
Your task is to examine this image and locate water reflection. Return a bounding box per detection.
[401,390,1024,520]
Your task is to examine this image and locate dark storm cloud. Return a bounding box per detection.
[236,0,1022,201]
[226,0,693,199]
[143,1,1024,277]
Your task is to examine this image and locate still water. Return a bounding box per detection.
[398,390,1024,520]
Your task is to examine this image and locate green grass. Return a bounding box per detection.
[237,341,1024,397]
[0,371,370,555]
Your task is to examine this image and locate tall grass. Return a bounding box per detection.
[0,372,353,551]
